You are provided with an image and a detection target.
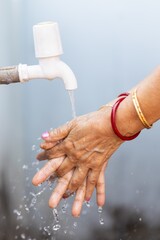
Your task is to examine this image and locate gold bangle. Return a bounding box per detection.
[132,89,152,129]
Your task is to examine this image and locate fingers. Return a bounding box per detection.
[49,170,73,208]
[96,162,107,206]
[96,170,105,207]
[72,179,86,217]
[56,157,75,177]
[85,169,101,201]
[36,142,64,160]
[32,157,64,186]
[42,122,72,142]
[40,141,59,150]
[67,167,89,194]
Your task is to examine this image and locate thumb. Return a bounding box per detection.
[42,122,72,142]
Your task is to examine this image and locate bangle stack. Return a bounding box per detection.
[110,89,152,141]
[111,93,141,141]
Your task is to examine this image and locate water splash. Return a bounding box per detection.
[44,226,51,235]
[53,224,61,231]
[52,208,61,231]
[52,208,59,223]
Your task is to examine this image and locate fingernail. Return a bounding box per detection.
[63,195,68,199]
[85,197,90,202]
[42,132,49,139]
[47,173,57,184]
[63,190,72,198]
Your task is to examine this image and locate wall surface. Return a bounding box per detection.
[0,0,160,239]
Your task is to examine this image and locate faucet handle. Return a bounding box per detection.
[33,21,63,59]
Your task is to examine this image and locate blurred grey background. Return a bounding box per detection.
[0,0,160,239]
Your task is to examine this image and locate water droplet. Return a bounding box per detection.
[32,161,39,166]
[73,222,78,228]
[139,217,142,222]
[30,197,37,207]
[22,165,28,170]
[44,226,51,235]
[13,209,21,216]
[24,205,29,212]
[61,200,68,213]
[61,206,66,213]
[98,206,103,213]
[21,233,26,239]
[16,225,20,230]
[85,201,90,208]
[30,192,36,197]
[32,145,36,151]
[53,224,61,231]
[99,218,104,225]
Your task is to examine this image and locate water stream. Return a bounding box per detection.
[68,90,76,119]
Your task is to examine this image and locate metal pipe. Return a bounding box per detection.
[0,66,20,84]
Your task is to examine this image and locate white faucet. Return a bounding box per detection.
[18,21,77,90]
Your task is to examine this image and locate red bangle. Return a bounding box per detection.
[118,92,129,98]
[111,96,141,141]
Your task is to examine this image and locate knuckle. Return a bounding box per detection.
[46,150,54,159]
[70,179,79,189]
[96,181,105,188]
[63,140,73,151]
[73,151,82,160]
[58,177,68,186]
[88,178,97,185]
[57,168,65,177]
[74,197,82,204]
[69,156,77,164]
[48,160,57,171]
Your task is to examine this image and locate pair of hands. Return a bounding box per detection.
[32,105,123,217]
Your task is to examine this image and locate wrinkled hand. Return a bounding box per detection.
[36,106,123,201]
[32,158,107,217]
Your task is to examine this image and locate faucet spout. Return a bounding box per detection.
[18,57,77,90]
[56,61,77,90]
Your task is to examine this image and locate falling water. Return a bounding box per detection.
[68,90,76,119]
[52,208,61,231]
[98,206,104,225]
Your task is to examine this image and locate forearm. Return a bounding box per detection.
[116,66,160,136]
